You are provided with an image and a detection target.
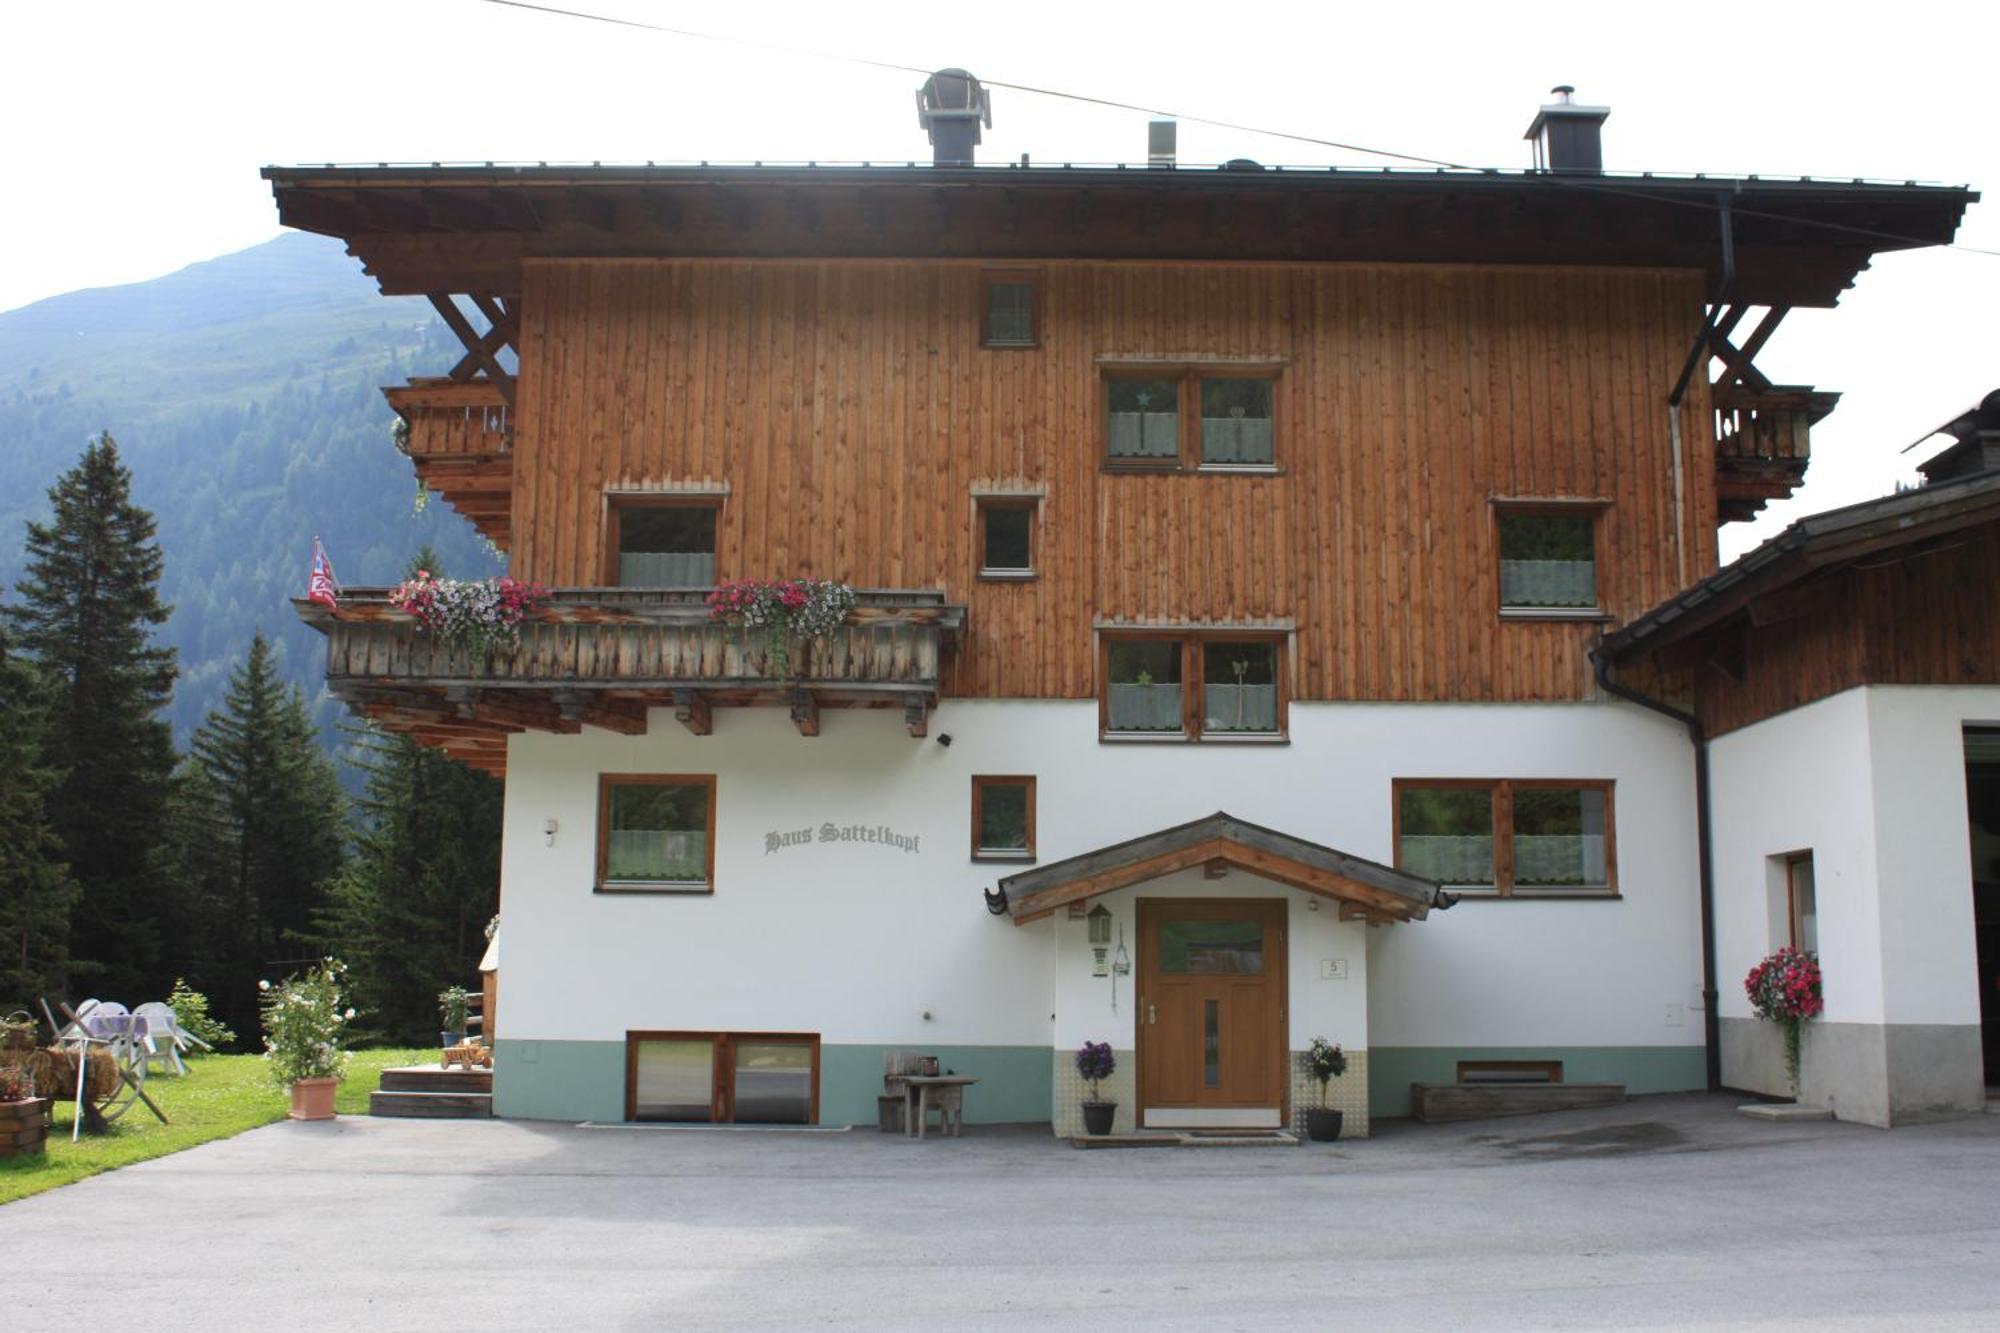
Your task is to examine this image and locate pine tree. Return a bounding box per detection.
[179,632,347,1039]
[5,433,178,1000]
[0,606,81,1009]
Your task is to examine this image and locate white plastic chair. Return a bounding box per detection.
[133,1002,188,1076]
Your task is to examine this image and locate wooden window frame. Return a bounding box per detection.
[1785,851,1817,953]
[624,1030,820,1124]
[602,494,724,587]
[980,269,1042,349]
[596,773,718,895]
[974,496,1039,581]
[1491,499,1611,622]
[971,774,1037,863]
[1097,630,1290,743]
[1391,777,1618,898]
[1100,365,1283,473]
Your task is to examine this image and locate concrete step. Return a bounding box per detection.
[379,1066,492,1094]
[369,1089,493,1119]
[1737,1102,1834,1123]
[1072,1130,1299,1149]
[1411,1082,1626,1124]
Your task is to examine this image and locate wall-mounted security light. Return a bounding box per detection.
[543,817,559,847]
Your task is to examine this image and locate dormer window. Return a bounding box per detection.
[607,497,719,587]
[982,271,1040,347]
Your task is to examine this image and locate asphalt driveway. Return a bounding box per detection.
[4,1094,1997,1330]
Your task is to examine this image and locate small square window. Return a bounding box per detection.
[983,274,1038,347]
[972,776,1036,861]
[611,501,718,587]
[1105,639,1185,734]
[598,775,715,893]
[1201,641,1279,734]
[1498,510,1599,612]
[1106,378,1182,463]
[1512,786,1610,890]
[1199,378,1275,466]
[977,500,1035,577]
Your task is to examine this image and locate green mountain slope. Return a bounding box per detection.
[0,232,496,746]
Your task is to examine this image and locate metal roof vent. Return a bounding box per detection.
[1525,85,1610,174]
[916,68,991,167]
[1148,119,1177,169]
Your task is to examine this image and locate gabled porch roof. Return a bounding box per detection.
[988,811,1453,926]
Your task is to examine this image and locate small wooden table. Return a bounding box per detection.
[899,1075,978,1140]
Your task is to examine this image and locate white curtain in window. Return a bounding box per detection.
[1108,411,1179,458]
[1203,683,1277,732]
[607,830,708,881]
[620,552,717,587]
[1500,559,1596,607]
[1107,682,1184,731]
[1201,417,1273,464]
[1399,835,1496,886]
[1514,834,1607,886]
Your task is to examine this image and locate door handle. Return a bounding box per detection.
[1147,1003,1157,1025]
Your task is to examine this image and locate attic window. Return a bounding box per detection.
[983,272,1039,347]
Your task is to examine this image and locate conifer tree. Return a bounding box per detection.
[5,433,178,999]
[0,606,81,1009]
[179,632,347,1038]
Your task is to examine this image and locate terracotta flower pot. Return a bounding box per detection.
[289,1077,339,1121]
[1081,1100,1117,1136]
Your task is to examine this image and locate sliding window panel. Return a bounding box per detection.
[632,1037,716,1122]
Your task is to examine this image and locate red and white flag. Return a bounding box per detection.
[307,537,340,610]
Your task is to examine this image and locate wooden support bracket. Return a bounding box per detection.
[428,294,516,405]
[903,693,929,739]
[673,688,713,736]
[554,691,648,736]
[790,688,821,737]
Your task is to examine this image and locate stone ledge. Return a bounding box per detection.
[1736,1102,1834,1122]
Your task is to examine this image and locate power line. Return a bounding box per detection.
[470,0,1997,259]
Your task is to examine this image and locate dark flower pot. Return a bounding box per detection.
[441,1030,465,1049]
[1081,1101,1117,1136]
[1305,1108,1343,1142]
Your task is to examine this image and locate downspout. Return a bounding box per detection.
[1592,648,1721,1093]
[1666,194,1737,593]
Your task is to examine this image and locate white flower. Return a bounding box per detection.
[344,1008,356,1020]
[258,980,270,991]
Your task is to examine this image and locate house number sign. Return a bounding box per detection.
[765,822,923,855]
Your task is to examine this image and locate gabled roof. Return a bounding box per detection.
[1600,468,2000,662]
[988,811,1451,925]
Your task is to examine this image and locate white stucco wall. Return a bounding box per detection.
[496,697,1704,1061]
[1709,684,1994,1030]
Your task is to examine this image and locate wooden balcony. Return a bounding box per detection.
[386,379,513,547]
[1713,384,1839,523]
[295,587,965,776]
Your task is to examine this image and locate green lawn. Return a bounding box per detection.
[0,1048,431,1205]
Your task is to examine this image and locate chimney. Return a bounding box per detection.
[1148,119,1177,169]
[916,68,991,167]
[1524,85,1610,173]
[1918,389,2000,486]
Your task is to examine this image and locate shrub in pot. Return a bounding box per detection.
[1076,1040,1117,1136]
[1304,1037,1348,1142]
[438,984,471,1049]
[262,958,355,1121]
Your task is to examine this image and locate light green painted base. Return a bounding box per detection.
[493,1038,1053,1125]
[1367,1046,1706,1119]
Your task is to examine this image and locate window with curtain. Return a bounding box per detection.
[1106,379,1182,462]
[598,775,715,892]
[1201,640,1279,734]
[1497,509,1599,611]
[613,502,717,587]
[1101,633,1287,741]
[1199,378,1275,465]
[1396,779,1616,896]
[1105,638,1186,733]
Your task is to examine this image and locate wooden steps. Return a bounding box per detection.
[1411,1082,1626,1124]
[369,1065,493,1119]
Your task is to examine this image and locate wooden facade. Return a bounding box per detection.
[508,257,1719,704]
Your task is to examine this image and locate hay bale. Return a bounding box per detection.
[0,1048,116,1100]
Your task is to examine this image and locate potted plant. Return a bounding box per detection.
[1303,1037,1349,1141]
[1745,947,1824,1098]
[0,1061,46,1160]
[438,984,471,1049]
[706,578,858,677]
[1076,1040,1117,1136]
[261,957,355,1121]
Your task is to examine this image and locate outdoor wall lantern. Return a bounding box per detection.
[543,817,558,847]
[1088,904,1113,977]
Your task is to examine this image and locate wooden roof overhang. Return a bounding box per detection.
[989,811,1452,926]
[261,163,1976,309]
[295,587,966,777]
[1599,469,2000,670]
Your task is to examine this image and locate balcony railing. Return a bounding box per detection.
[295,587,964,774]
[386,379,513,546]
[1713,384,1839,523]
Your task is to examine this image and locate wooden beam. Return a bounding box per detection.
[554,691,648,735]
[428,294,516,404]
[1009,836,1421,925]
[790,688,820,737]
[673,687,712,735]
[903,693,928,739]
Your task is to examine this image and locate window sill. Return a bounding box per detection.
[977,569,1038,582]
[1498,608,1615,623]
[1103,460,1184,474]
[982,339,1039,350]
[595,882,714,896]
[1197,732,1290,745]
[1195,464,1282,476]
[1100,732,1191,743]
[973,852,1037,864]
[1446,889,1622,901]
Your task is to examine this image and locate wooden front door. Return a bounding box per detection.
[1136,899,1288,1127]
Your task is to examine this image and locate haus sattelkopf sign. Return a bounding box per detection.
[766,822,922,855]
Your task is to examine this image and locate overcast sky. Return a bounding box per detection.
[6,0,1995,556]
